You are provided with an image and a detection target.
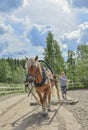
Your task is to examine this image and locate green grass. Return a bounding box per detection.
[0,82,25,96]
[67,83,88,90]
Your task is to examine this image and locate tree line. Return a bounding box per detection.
[66,44,88,88]
[0,58,26,83]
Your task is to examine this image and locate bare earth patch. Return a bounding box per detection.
[0,89,84,130]
[65,89,88,130]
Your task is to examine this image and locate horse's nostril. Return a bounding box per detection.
[29,79,33,83]
[28,76,34,83]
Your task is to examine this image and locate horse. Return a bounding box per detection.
[25,56,59,115]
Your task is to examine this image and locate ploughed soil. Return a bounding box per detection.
[65,89,88,130]
[0,89,87,130]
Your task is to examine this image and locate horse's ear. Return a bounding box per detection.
[35,55,38,61]
[25,57,28,61]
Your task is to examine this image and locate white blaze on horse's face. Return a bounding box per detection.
[25,58,39,73]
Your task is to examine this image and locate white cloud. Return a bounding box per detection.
[23,0,30,7]
[79,22,88,30]
[6,15,31,30]
[0,0,88,60]
[48,0,71,13]
[16,0,77,35]
[79,22,88,43]
[0,20,45,59]
[62,30,80,41]
[0,23,13,34]
[26,24,55,47]
[60,22,88,52]
[3,15,31,39]
[62,44,67,49]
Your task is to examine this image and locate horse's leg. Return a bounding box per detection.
[47,90,51,111]
[42,92,47,115]
[43,87,51,114]
[36,90,43,105]
[42,88,50,115]
[36,89,47,115]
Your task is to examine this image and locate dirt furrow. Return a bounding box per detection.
[0,90,83,130]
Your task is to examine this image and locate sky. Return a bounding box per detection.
[0,0,88,60]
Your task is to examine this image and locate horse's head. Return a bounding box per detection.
[25,56,41,78]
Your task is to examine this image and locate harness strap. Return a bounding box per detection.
[34,67,46,87]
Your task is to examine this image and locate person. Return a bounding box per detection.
[59,72,67,99]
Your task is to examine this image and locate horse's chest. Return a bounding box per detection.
[35,84,49,92]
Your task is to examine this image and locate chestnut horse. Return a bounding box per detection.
[25,56,59,115]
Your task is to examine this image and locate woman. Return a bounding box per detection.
[59,72,67,99]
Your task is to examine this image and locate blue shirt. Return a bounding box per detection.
[59,76,67,86]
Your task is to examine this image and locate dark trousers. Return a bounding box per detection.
[61,85,67,94]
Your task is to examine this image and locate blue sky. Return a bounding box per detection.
[0,0,88,60]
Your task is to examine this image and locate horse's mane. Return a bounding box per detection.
[25,57,39,70]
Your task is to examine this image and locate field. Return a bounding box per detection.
[0,83,25,96]
[0,86,88,130]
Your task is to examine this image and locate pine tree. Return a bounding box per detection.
[67,50,76,82]
[44,31,64,74]
[0,59,12,82]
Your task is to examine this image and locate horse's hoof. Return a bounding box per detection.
[48,109,51,112]
[42,113,48,117]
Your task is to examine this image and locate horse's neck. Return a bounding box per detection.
[35,67,43,83]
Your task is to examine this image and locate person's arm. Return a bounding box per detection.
[59,76,62,80]
[56,74,67,81]
[59,77,67,81]
[56,75,64,80]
